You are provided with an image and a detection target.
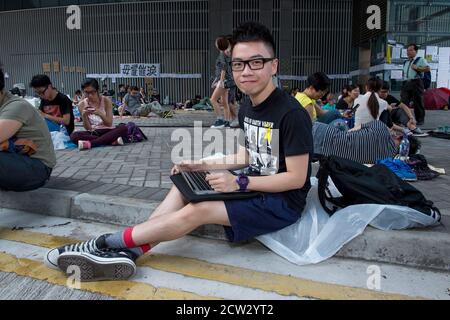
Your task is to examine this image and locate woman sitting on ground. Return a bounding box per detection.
[336,84,360,111]
[70,78,128,150]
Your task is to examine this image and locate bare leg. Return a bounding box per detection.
[222,90,231,121]
[132,201,230,246]
[148,185,188,221]
[211,86,226,118]
[229,102,238,121]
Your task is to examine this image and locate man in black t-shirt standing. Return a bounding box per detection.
[30,75,74,135]
[45,22,313,281]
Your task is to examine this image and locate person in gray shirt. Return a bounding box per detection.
[120,86,144,117]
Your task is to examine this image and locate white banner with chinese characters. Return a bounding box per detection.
[120,63,160,78]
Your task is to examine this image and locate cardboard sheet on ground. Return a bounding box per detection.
[256,178,440,266]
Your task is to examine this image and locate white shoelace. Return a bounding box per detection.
[63,238,98,253]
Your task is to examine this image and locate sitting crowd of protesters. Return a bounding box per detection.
[291,73,425,165]
[0,61,428,192]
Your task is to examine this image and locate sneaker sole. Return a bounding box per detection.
[58,252,136,282]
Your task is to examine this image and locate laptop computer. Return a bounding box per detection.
[170,170,260,202]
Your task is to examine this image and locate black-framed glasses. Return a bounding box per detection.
[230,58,276,72]
[34,85,49,96]
[83,89,98,96]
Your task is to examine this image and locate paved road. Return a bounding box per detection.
[0,209,448,300]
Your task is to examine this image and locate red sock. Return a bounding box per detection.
[123,227,151,254]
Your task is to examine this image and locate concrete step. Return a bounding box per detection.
[1,187,449,272]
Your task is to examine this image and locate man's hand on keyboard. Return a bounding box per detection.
[171,160,207,175]
[206,171,239,193]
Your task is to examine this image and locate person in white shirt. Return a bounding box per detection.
[354,77,388,127]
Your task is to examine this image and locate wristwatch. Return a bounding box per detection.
[236,174,250,192]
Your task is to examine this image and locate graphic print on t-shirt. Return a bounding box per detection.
[244,117,279,176]
[43,105,62,118]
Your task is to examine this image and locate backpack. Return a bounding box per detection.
[407,57,432,90]
[316,156,441,221]
[119,122,148,143]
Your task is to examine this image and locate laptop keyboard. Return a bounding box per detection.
[182,171,214,192]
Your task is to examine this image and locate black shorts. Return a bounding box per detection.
[224,193,303,243]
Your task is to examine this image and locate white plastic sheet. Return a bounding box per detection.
[257,178,440,266]
[51,131,70,150]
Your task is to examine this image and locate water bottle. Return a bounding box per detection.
[60,125,68,136]
[163,96,170,105]
[399,134,410,160]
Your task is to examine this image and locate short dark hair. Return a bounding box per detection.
[216,36,230,51]
[30,74,52,88]
[407,43,419,51]
[231,21,276,56]
[130,86,139,92]
[81,78,99,91]
[0,66,4,91]
[75,89,82,95]
[306,72,330,92]
[381,81,390,91]
[342,84,359,98]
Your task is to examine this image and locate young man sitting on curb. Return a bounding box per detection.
[0,66,56,191]
[44,22,313,282]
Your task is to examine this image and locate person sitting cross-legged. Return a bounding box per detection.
[70,78,128,150]
[44,22,313,282]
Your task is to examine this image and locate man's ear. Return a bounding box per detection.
[271,59,279,76]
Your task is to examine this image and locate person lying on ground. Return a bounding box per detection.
[312,120,421,164]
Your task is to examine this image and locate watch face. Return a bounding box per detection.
[238,175,249,184]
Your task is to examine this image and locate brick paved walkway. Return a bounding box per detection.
[47,111,450,215]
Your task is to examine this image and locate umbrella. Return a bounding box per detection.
[424,88,450,110]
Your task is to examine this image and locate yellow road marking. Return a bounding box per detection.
[0,251,215,300]
[0,227,425,300]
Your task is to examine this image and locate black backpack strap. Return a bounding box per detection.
[317,159,340,216]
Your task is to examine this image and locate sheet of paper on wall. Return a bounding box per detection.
[391,70,403,80]
[417,49,425,58]
[431,70,437,82]
[439,47,450,64]
[393,47,401,60]
[401,49,408,58]
[437,69,449,88]
[426,46,439,62]
[429,63,439,70]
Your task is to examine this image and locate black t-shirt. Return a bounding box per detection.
[336,98,351,110]
[384,94,401,107]
[238,88,313,213]
[40,92,75,135]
